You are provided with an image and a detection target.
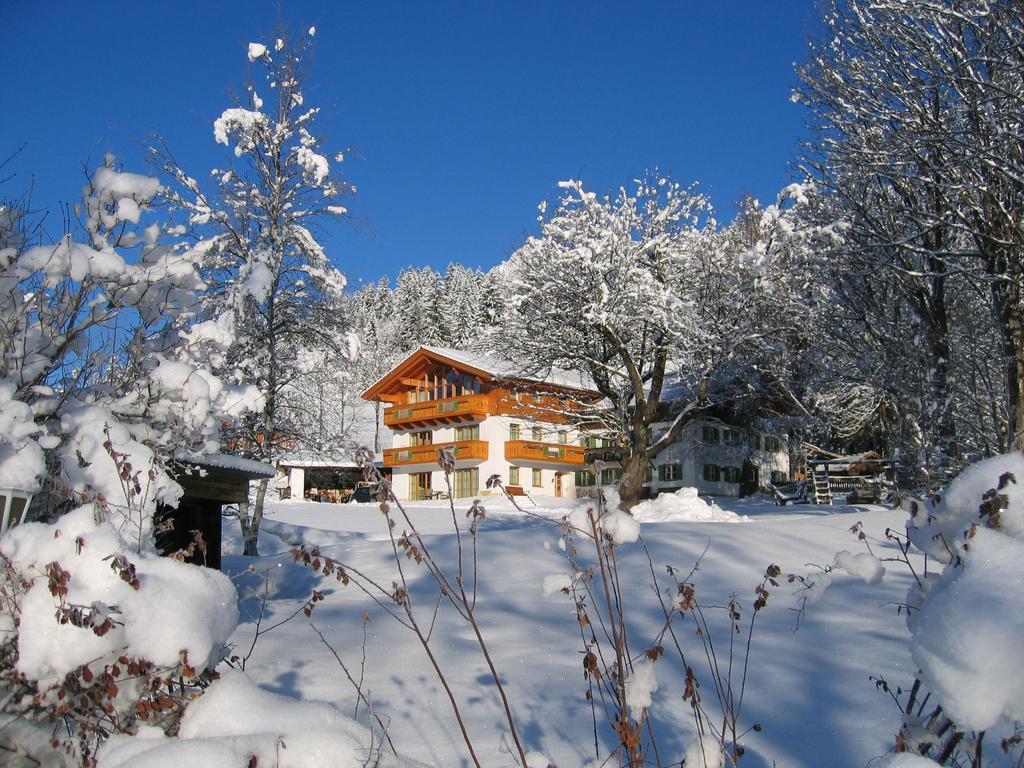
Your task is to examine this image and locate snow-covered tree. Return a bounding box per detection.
[795,0,1024,464]
[436,262,482,347]
[505,176,803,508]
[281,344,368,454]
[394,266,442,345]
[0,158,259,533]
[154,32,354,555]
[348,278,405,453]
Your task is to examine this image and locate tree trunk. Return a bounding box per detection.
[243,477,269,557]
[617,450,648,511]
[1009,294,1024,450]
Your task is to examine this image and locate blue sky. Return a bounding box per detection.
[3,1,818,287]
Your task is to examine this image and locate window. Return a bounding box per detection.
[509,423,520,441]
[575,470,596,487]
[771,470,786,485]
[509,466,520,486]
[723,466,741,484]
[601,467,623,485]
[702,464,721,482]
[702,425,720,444]
[658,463,682,482]
[558,430,567,444]
[724,429,741,446]
[411,431,432,446]
[532,426,544,442]
[454,468,479,499]
[761,435,781,453]
[410,472,431,501]
[644,464,653,482]
[454,425,480,441]
[532,468,543,487]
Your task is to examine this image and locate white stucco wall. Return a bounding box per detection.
[288,467,305,500]
[388,414,580,501]
[644,420,790,498]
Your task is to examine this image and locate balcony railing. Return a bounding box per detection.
[384,395,491,428]
[384,440,489,468]
[504,440,586,467]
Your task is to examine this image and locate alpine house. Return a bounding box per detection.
[361,346,600,501]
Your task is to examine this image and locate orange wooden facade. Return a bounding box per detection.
[383,440,489,467]
[504,440,586,466]
[363,349,594,426]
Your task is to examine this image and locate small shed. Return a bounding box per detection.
[276,452,387,502]
[807,451,896,504]
[157,454,275,570]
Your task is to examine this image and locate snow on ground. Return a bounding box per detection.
[222,490,924,768]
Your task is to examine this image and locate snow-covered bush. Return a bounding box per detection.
[886,451,1024,765]
[0,506,235,765]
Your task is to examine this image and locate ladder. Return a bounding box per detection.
[811,469,832,505]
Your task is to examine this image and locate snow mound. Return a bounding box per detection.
[631,487,745,523]
[98,670,421,767]
[2,505,237,682]
[912,526,1024,732]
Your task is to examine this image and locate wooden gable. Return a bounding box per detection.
[362,348,494,404]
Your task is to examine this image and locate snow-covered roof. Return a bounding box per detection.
[371,345,595,394]
[277,451,360,469]
[185,453,277,478]
[809,451,887,465]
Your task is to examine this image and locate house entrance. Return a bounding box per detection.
[740,460,759,497]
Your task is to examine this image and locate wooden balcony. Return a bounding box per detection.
[384,395,491,428]
[384,440,489,468]
[504,440,586,467]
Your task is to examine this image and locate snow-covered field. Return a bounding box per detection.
[223,491,922,768]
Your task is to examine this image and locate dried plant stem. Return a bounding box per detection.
[310,623,397,757]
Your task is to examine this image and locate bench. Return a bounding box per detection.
[765,480,807,505]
